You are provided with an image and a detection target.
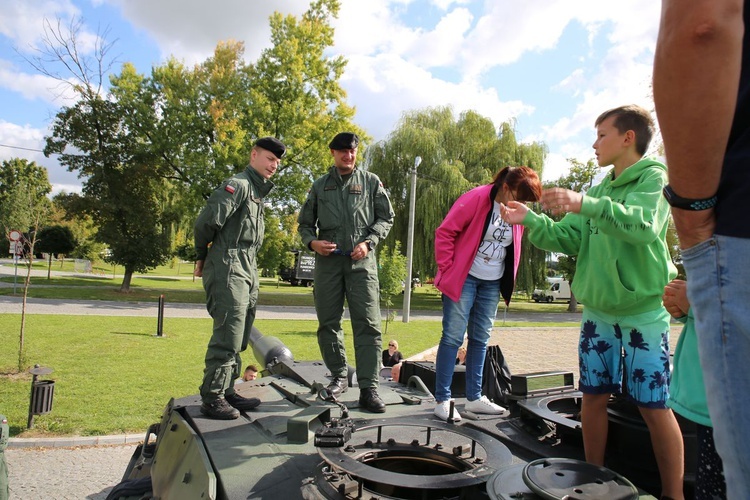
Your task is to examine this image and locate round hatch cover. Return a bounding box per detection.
[523,458,639,500]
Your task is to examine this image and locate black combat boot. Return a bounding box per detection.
[200,398,240,420]
[225,392,261,411]
[359,387,386,413]
[326,376,349,397]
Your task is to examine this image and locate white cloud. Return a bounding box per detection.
[0,120,82,191]
[0,0,81,51]
[406,8,473,68]
[103,0,311,64]
[0,60,79,104]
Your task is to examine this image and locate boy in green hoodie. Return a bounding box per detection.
[502,105,684,499]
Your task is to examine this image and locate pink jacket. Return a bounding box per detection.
[434,184,524,304]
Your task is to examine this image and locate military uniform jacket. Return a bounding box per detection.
[194,166,274,264]
[298,166,394,253]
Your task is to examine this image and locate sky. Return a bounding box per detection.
[0,0,663,194]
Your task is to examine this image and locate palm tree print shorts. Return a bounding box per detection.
[577,306,671,408]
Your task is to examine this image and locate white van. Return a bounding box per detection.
[532,277,571,303]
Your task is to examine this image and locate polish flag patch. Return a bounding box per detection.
[225,184,236,194]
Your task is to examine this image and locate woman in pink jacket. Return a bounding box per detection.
[433,166,541,421]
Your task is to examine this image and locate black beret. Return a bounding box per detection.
[328,132,359,150]
[254,137,286,159]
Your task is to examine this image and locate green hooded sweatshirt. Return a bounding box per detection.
[523,158,677,315]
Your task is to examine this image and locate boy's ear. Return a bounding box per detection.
[623,129,636,146]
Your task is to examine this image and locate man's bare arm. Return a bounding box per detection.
[653,0,744,248]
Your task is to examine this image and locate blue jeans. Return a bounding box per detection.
[435,274,500,402]
[683,235,750,499]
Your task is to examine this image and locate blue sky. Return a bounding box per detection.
[0,0,662,194]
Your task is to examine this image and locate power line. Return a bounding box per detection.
[0,143,47,154]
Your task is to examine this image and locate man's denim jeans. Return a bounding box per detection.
[435,274,500,402]
[683,234,750,499]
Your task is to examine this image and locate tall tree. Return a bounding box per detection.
[0,158,52,235]
[39,19,172,291]
[367,106,548,280]
[36,225,76,278]
[246,0,365,207]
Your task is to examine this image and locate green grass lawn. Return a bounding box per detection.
[0,314,447,438]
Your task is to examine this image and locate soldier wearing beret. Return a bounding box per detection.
[298,132,395,413]
[194,136,286,420]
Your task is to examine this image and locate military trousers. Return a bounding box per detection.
[313,252,382,390]
[200,249,258,403]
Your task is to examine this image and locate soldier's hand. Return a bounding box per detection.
[351,242,368,261]
[312,240,338,256]
[194,260,204,278]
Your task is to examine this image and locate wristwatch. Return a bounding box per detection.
[662,184,718,210]
[364,240,374,251]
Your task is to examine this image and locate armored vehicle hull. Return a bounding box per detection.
[109,327,694,499]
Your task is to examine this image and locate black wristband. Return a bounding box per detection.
[662,184,717,210]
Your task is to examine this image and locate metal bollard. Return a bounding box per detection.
[156,294,165,337]
[27,365,54,429]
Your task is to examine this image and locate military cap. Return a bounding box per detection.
[254,137,286,159]
[328,132,359,150]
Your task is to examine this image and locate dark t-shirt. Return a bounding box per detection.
[382,350,403,367]
[716,0,750,238]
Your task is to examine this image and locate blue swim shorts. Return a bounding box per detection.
[578,306,671,409]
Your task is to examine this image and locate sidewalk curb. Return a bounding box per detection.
[8,433,144,449]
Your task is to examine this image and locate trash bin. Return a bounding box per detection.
[30,380,55,415]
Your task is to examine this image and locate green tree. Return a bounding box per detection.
[39,19,172,291]
[367,106,548,281]
[0,158,52,236]
[0,167,52,371]
[257,210,299,277]
[36,225,76,279]
[246,0,364,208]
[50,192,106,262]
[377,242,407,336]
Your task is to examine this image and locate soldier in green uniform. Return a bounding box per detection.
[194,137,286,420]
[298,132,395,413]
[0,414,8,500]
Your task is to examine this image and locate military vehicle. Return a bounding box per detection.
[279,251,316,287]
[108,326,695,499]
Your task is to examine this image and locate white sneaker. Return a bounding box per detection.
[465,395,506,415]
[434,400,462,422]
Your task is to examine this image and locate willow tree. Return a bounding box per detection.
[367,106,548,281]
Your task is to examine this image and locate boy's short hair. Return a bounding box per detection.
[595,104,654,156]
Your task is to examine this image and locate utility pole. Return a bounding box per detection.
[402,156,421,323]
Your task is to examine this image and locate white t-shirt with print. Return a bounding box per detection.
[468,201,512,281]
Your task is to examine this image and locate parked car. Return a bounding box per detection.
[532,277,571,303]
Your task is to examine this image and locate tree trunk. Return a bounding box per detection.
[47,252,52,280]
[120,268,134,292]
[567,291,578,313]
[19,255,34,371]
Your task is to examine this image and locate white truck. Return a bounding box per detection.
[532,277,571,303]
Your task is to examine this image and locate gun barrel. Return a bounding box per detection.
[248,325,294,369]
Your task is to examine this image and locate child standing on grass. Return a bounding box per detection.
[502,105,684,499]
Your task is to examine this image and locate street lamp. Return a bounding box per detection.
[403,155,421,323]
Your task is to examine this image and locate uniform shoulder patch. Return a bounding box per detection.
[225,183,236,194]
